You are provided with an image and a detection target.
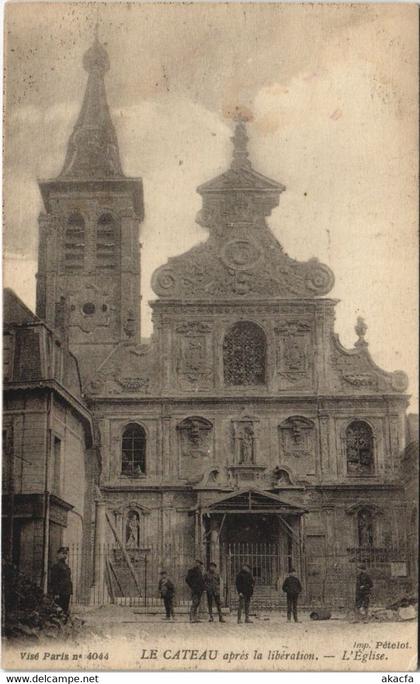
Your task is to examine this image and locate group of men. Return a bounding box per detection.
[48,547,374,625]
[158,560,226,623]
[159,559,303,624]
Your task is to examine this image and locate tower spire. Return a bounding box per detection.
[59,36,123,179]
[230,115,252,171]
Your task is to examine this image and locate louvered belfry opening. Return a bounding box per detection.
[96,212,117,270]
[64,212,85,272]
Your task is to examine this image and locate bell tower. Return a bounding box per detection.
[36,36,143,375]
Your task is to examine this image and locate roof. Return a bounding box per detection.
[204,488,306,514]
[59,37,123,180]
[3,289,40,326]
[197,166,285,194]
[3,289,91,438]
[197,119,285,195]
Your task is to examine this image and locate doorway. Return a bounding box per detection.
[218,513,292,607]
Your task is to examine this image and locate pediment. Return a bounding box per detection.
[84,340,158,396]
[197,167,285,193]
[330,334,408,394]
[152,120,334,301]
[152,231,335,301]
[206,488,305,513]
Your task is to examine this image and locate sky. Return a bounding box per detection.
[3,3,418,411]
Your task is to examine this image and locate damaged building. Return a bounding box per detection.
[3,37,418,609]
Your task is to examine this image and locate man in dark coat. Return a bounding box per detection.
[236,563,255,623]
[185,559,205,623]
[204,562,225,623]
[158,570,175,620]
[355,565,373,620]
[50,547,72,620]
[282,568,302,622]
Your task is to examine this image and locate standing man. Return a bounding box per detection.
[49,546,72,621]
[236,563,255,624]
[204,562,225,623]
[355,564,373,621]
[158,570,175,620]
[185,559,205,623]
[282,568,302,623]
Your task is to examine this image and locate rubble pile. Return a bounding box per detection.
[371,594,418,622]
[2,561,82,641]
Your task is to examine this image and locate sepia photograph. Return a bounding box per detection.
[2,1,418,672]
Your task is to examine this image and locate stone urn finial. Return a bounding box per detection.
[355,316,368,347]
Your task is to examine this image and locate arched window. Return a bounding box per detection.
[223,321,266,385]
[121,424,146,477]
[96,213,117,270]
[346,420,374,475]
[64,212,85,272]
[357,508,374,548]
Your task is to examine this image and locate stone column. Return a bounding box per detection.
[194,509,200,557]
[162,324,173,391]
[84,202,98,275]
[213,319,224,389]
[318,413,334,479]
[36,212,57,325]
[94,500,106,588]
[161,415,172,480]
[265,318,276,393]
[120,214,141,342]
[210,518,219,564]
[299,515,307,596]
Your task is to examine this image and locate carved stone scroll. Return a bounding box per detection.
[175,321,212,387]
[278,416,315,459]
[275,321,312,385]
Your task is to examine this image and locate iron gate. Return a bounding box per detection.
[222,542,285,609]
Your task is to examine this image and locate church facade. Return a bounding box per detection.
[5,37,416,609]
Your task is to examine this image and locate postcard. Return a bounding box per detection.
[2,2,418,672]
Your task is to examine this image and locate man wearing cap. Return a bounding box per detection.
[186,559,205,623]
[204,562,225,623]
[282,568,302,622]
[236,563,255,624]
[50,547,73,621]
[158,570,176,620]
[355,564,373,620]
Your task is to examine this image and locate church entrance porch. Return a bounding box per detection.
[221,514,286,606]
[200,489,305,609]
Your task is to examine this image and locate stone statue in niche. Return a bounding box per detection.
[178,417,212,460]
[239,424,255,464]
[357,509,374,547]
[125,511,140,549]
[279,416,314,459]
